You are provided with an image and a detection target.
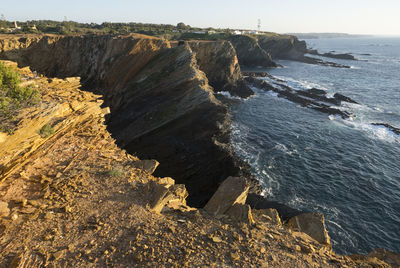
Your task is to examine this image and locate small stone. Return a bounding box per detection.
[53,250,66,260]
[212,236,222,243]
[294,245,302,252]
[28,200,39,206]
[260,247,266,254]
[68,244,75,251]
[11,212,18,221]
[230,252,240,261]
[301,244,315,254]
[0,201,10,217]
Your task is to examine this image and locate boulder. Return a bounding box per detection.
[133,159,159,174]
[0,201,10,217]
[146,181,170,213]
[367,248,400,267]
[157,177,175,188]
[255,208,282,226]
[145,181,189,213]
[226,203,254,225]
[287,212,331,246]
[204,176,249,216]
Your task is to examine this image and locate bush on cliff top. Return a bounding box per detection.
[0,61,40,134]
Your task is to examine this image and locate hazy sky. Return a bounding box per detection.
[2,0,400,35]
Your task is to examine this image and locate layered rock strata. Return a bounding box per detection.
[257,35,350,68]
[228,35,277,68]
[0,34,255,206]
[188,40,254,98]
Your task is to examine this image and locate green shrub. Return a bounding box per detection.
[0,61,41,134]
[39,123,55,138]
[107,167,125,178]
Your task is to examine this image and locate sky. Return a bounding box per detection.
[2,0,400,35]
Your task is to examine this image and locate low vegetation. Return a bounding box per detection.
[0,61,40,134]
[0,19,274,41]
[38,123,55,138]
[107,166,125,178]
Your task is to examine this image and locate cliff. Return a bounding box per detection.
[228,35,277,68]
[256,34,350,68]
[0,39,399,267]
[257,34,307,61]
[188,40,254,98]
[0,34,254,207]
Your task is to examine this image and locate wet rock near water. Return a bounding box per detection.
[244,76,355,119]
[307,49,357,61]
[371,123,400,135]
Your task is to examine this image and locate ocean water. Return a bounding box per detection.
[228,37,400,255]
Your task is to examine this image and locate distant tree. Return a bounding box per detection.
[177,22,189,30]
[0,14,7,29]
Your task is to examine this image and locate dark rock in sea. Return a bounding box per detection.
[228,35,277,68]
[333,93,359,104]
[307,88,327,96]
[244,77,352,119]
[307,49,357,60]
[302,56,351,68]
[322,52,356,60]
[361,53,372,56]
[371,123,400,135]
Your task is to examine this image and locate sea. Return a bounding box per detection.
[226,37,400,255]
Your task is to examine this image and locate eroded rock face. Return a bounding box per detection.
[257,35,307,61]
[188,40,254,98]
[0,34,254,207]
[228,35,277,68]
[256,35,350,68]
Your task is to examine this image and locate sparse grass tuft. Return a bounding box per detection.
[39,123,55,138]
[107,167,125,178]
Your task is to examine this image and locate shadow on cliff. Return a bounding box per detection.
[0,34,254,207]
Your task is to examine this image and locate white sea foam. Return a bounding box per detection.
[343,120,400,143]
[216,91,242,100]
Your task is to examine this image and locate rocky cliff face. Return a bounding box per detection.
[257,34,307,61]
[186,40,253,98]
[228,35,277,68]
[0,34,254,206]
[1,61,398,267]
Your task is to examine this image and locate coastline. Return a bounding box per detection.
[0,33,399,266]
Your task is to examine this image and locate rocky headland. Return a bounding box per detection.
[0,33,399,267]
